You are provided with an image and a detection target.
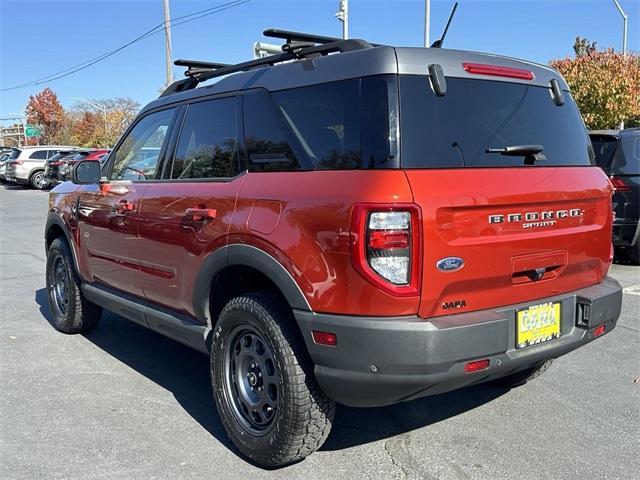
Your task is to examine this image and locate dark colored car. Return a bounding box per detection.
[44,29,622,467]
[45,149,110,185]
[590,128,640,264]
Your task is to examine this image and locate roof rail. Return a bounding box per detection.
[159,28,377,98]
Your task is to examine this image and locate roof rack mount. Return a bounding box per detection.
[160,29,377,98]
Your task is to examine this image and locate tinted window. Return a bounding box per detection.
[244,76,398,172]
[590,136,618,172]
[244,91,300,172]
[110,108,175,181]
[172,98,239,179]
[8,149,20,160]
[619,133,640,174]
[28,150,48,160]
[47,150,59,158]
[400,76,593,168]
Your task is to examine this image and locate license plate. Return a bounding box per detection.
[516,302,561,349]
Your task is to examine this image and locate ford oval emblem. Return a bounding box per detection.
[436,257,465,272]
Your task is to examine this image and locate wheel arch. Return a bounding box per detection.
[193,244,312,328]
[45,213,82,277]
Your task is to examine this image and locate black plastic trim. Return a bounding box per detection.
[82,283,209,354]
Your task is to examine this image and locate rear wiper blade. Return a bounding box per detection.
[486,144,545,165]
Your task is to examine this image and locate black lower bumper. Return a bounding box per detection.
[295,277,622,407]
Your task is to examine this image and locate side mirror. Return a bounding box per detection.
[71,160,102,185]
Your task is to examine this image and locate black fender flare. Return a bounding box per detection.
[44,213,83,276]
[192,243,311,324]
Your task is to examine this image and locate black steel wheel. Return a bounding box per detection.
[211,293,335,467]
[46,238,101,333]
[224,327,279,435]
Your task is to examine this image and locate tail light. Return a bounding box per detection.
[9,160,23,165]
[350,204,421,297]
[48,161,65,167]
[610,176,630,192]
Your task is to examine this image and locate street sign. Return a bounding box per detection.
[25,125,43,138]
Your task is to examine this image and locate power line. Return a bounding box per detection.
[1,0,251,92]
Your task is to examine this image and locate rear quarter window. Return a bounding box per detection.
[28,150,49,160]
[400,76,593,168]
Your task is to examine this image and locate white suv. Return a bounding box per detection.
[4,146,77,189]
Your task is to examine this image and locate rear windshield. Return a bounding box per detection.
[8,149,21,160]
[591,133,640,175]
[400,76,593,168]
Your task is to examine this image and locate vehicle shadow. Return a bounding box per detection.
[35,287,509,457]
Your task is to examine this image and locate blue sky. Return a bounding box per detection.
[0,0,637,123]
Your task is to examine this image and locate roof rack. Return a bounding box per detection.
[160,28,377,98]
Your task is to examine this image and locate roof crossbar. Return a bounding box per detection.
[159,28,377,98]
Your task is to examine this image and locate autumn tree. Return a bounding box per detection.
[24,87,64,144]
[70,97,140,147]
[550,48,640,129]
[573,37,597,57]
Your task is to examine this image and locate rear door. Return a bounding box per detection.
[76,107,177,297]
[137,95,245,318]
[398,75,613,319]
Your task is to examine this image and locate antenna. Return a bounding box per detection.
[430,2,458,48]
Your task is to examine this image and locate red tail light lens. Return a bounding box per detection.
[48,161,65,167]
[464,359,490,373]
[593,324,606,338]
[610,176,630,192]
[463,62,535,80]
[311,330,337,346]
[351,204,421,297]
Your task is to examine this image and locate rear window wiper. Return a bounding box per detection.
[486,144,545,165]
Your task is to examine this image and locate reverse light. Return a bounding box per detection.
[351,205,421,297]
[610,176,630,192]
[463,62,534,80]
[464,359,490,373]
[311,330,337,347]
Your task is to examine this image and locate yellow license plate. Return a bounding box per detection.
[516,302,561,349]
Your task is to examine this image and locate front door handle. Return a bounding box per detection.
[185,208,217,222]
[114,199,136,215]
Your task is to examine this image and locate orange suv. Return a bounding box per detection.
[44,29,622,467]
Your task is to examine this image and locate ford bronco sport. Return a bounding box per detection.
[45,29,623,467]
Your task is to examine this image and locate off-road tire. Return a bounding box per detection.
[46,237,102,333]
[211,293,335,467]
[30,170,48,190]
[491,360,553,388]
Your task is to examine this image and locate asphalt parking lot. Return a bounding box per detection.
[0,183,638,480]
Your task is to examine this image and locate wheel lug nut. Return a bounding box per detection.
[258,372,262,378]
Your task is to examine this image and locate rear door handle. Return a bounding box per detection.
[185,208,217,221]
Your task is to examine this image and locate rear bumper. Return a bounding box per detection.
[612,221,639,247]
[295,277,622,407]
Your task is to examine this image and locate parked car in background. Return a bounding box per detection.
[45,149,110,185]
[4,146,77,189]
[0,149,12,183]
[590,128,640,264]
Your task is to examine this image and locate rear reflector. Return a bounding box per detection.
[464,359,490,373]
[312,330,337,347]
[463,62,535,80]
[593,325,606,338]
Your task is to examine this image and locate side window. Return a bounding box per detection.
[110,108,175,181]
[273,79,362,170]
[29,150,48,160]
[171,98,239,179]
[243,91,300,172]
[47,150,58,158]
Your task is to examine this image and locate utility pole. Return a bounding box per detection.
[163,0,173,87]
[336,0,348,39]
[612,0,628,130]
[612,0,628,55]
[424,0,431,47]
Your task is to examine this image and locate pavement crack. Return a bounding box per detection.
[384,438,410,480]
